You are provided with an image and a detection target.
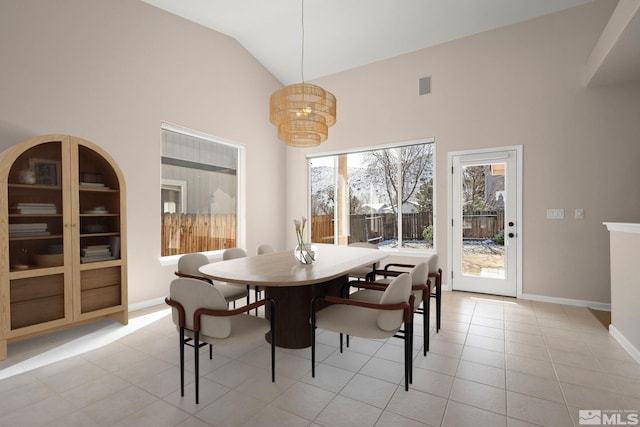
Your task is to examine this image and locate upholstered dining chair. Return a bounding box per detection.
[347,242,380,281]
[165,278,276,404]
[175,253,248,307]
[350,261,431,355]
[256,244,276,255]
[311,273,414,391]
[373,255,443,333]
[223,248,262,315]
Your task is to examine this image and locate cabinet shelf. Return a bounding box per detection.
[8,183,62,191]
[79,187,119,193]
[9,234,63,241]
[80,232,120,238]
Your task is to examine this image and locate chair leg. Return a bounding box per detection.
[311,304,316,378]
[339,333,343,353]
[270,299,276,382]
[246,285,251,307]
[436,270,442,332]
[194,331,200,405]
[424,300,430,356]
[254,287,261,316]
[179,327,185,397]
[404,325,410,391]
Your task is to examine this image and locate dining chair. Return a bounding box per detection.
[165,278,276,404]
[373,255,443,333]
[311,273,414,391]
[349,261,431,355]
[347,242,379,281]
[174,253,248,307]
[256,244,276,255]
[223,248,262,315]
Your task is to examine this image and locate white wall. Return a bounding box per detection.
[0,0,286,304]
[286,0,640,304]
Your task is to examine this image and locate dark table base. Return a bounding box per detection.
[265,275,347,349]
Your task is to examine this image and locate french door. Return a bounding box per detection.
[449,147,521,297]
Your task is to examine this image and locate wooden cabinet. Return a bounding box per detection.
[0,135,127,360]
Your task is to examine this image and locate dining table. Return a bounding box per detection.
[199,244,387,349]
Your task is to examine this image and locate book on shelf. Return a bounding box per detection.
[11,203,57,214]
[81,255,116,263]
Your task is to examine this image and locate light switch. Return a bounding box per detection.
[575,208,584,220]
[546,208,564,219]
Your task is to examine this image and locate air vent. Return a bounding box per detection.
[419,76,431,96]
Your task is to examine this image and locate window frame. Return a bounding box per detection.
[307,138,436,255]
[159,122,245,264]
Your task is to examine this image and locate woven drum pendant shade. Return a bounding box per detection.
[270,83,336,147]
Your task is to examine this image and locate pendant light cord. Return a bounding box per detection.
[300,0,305,84]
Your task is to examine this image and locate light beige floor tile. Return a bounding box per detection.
[506,371,564,403]
[450,378,506,415]
[321,348,372,372]
[554,363,615,392]
[548,348,601,371]
[196,389,267,426]
[413,352,460,376]
[315,394,382,427]
[507,391,572,426]
[504,320,541,335]
[470,316,505,329]
[340,374,397,408]
[469,324,505,340]
[506,417,540,426]
[461,346,505,369]
[504,330,545,348]
[410,368,455,398]
[360,355,405,384]
[272,381,334,420]
[442,400,507,427]
[505,341,550,361]
[0,395,78,427]
[46,410,102,427]
[80,385,158,426]
[428,339,464,359]
[561,382,629,410]
[456,359,506,388]
[465,334,505,353]
[505,354,556,379]
[235,371,296,403]
[162,376,230,414]
[60,372,131,409]
[243,404,310,427]
[112,400,190,427]
[386,387,448,426]
[376,411,430,426]
[300,363,355,393]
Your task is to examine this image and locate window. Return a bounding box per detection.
[160,124,241,257]
[309,140,434,250]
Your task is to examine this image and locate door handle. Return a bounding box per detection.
[508,233,515,238]
[508,221,514,227]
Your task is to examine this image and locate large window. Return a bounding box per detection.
[161,124,241,257]
[309,140,434,250]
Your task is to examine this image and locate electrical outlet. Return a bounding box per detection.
[575,208,584,220]
[546,208,564,219]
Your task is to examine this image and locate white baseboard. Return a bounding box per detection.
[519,293,611,311]
[128,297,166,312]
[609,325,640,365]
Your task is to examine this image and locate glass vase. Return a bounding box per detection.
[294,243,317,264]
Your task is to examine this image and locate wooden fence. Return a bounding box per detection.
[462,210,504,239]
[312,210,503,243]
[161,213,236,256]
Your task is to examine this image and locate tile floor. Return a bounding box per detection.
[1,291,639,427]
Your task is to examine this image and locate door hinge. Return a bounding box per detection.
[451,271,454,279]
[451,218,454,227]
[451,166,454,174]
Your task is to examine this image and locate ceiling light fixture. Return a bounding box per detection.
[269,0,336,147]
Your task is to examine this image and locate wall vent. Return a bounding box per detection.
[419,76,431,96]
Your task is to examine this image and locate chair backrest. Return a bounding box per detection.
[223,248,247,260]
[410,261,430,309]
[257,244,275,255]
[377,273,411,331]
[177,253,209,276]
[427,254,439,274]
[348,242,378,250]
[169,278,231,338]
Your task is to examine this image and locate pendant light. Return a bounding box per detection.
[269,0,336,147]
